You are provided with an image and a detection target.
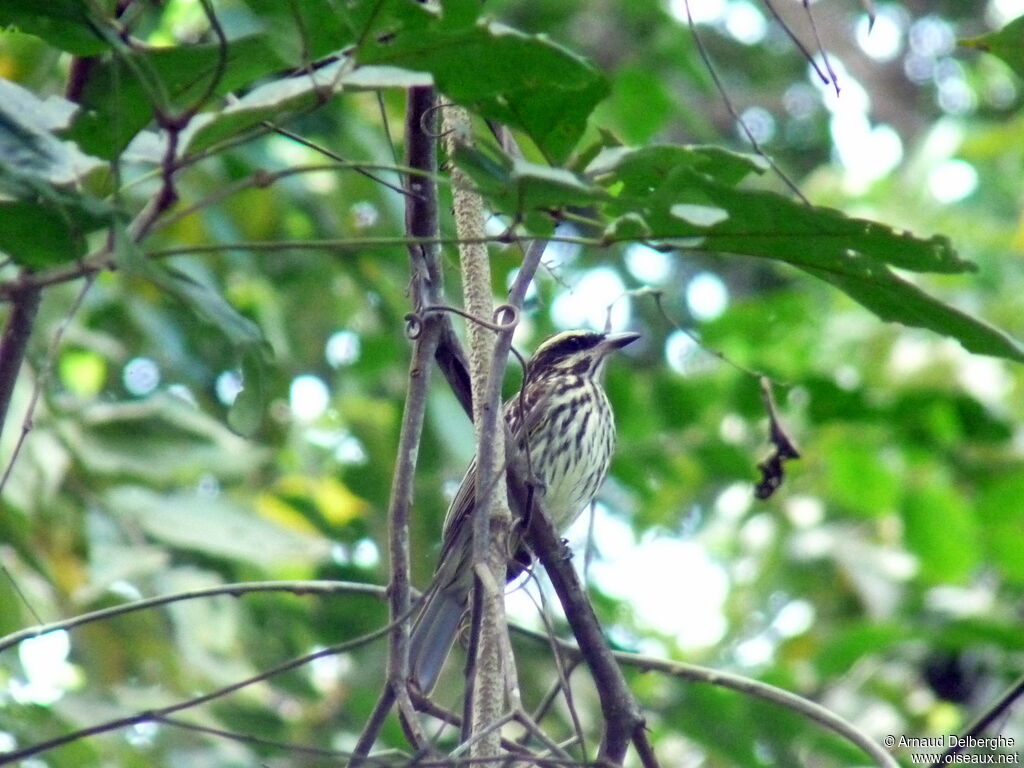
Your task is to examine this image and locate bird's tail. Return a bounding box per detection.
[408,585,465,693]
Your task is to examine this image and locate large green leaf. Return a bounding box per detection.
[0,77,115,266]
[801,261,1024,362]
[0,77,104,193]
[0,200,113,268]
[239,0,354,65]
[902,478,980,584]
[120,243,274,435]
[455,139,1023,362]
[453,145,605,213]
[587,144,768,191]
[182,60,430,155]
[591,149,1024,362]
[105,485,330,567]
[351,0,608,163]
[595,150,971,275]
[66,34,285,159]
[57,394,266,483]
[0,0,109,56]
[960,14,1024,80]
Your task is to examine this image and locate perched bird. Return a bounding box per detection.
[409,329,640,692]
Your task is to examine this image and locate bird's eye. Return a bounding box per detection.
[560,334,597,354]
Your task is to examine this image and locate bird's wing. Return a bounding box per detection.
[436,378,550,567]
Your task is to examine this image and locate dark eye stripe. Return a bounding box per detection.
[534,332,602,365]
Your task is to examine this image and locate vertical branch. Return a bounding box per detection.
[521,497,646,765]
[442,104,509,760]
[0,285,41,445]
[381,313,439,751]
[349,85,442,766]
[388,83,444,740]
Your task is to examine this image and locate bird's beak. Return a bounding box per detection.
[603,331,641,351]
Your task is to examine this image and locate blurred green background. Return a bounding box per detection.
[1,1,1022,766]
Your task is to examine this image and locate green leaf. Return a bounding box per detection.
[902,477,979,584]
[228,346,270,437]
[0,199,112,267]
[819,428,900,517]
[805,263,1024,361]
[589,152,1024,362]
[977,473,1024,583]
[0,0,109,55]
[105,485,330,567]
[67,34,286,159]
[0,78,116,266]
[452,145,605,213]
[606,65,674,144]
[606,162,972,274]
[238,0,354,65]
[161,267,266,350]
[183,60,430,155]
[353,0,609,163]
[0,77,102,192]
[120,243,275,434]
[960,14,1024,80]
[59,394,266,483]
[587,144,768,192]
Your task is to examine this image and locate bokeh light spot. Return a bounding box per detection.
[290,375,330,421]
[325,330,361,368]
[928,159,978,203]
[123,357,160,396]
[686,271,729,321]
[625,244,672,284]
[551,267,630,331]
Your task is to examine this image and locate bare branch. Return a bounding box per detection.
[0,283,41,445]
[0,579,386,656]
[515,627,898,768]
[351,85,446,767]
[0,276,95,496]
[444,102,509,758]
[930,671,1024,768]
[518,496,645,765]
[682,0,808,202]
[0,621,400,766]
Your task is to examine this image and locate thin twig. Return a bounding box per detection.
[520,574,588,756]
[384,302,441,753]
[682,0,808,202]
[513,626,898,768]
[929,671,1024,767]
[0,276,95,496]
[801,0,840,96]
[155,714,353,759]
[0,620,401,766]
[262,123,418,199]
[760,0,832,87]
[0,580,386,656]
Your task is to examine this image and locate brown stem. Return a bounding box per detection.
[0,284,41,445]
[349,84,443,766]
[520,498,645,765]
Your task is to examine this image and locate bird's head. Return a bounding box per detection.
[527,329,640,381]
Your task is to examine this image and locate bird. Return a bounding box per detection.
[408,328,640,693]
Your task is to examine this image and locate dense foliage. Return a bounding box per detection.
[1,1,1022,766]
